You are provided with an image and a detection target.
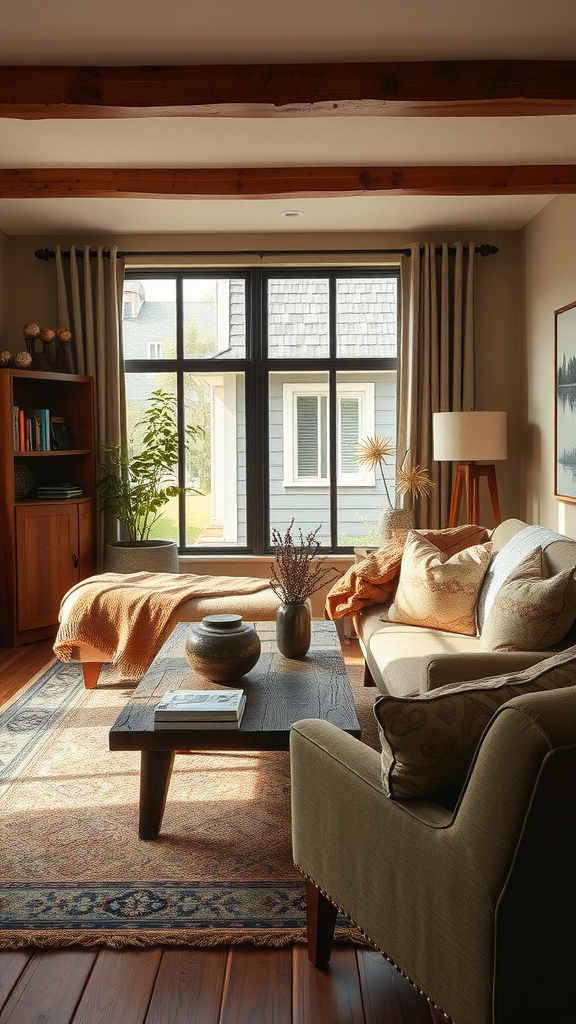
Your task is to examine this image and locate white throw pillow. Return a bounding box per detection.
[481,548,576,652]
[476,525,565,632]
[387,531,492,636]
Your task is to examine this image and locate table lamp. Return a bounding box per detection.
[433,411,507,527]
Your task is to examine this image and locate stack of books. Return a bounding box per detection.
[153,689,246,730]
[12,409,78,453]
[37,483,83,499]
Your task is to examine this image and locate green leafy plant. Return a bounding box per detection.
[98,388,202,542]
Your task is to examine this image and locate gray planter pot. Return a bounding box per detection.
[104,540,179,574]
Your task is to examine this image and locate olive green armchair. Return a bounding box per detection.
[290,685,576,1024]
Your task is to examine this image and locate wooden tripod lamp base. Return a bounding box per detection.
[433,411,507,529]
[448,462,502,528]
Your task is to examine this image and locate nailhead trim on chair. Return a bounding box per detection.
[295,864,454,1023]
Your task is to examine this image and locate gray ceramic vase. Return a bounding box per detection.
[276,602,311,659]
[185,614,261,683]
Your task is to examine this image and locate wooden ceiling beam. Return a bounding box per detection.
[1,61,576,119]
[1,166,575,199]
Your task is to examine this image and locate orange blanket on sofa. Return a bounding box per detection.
[324,525,490,620]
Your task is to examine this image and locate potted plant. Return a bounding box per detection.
[99,387,201,573]
[356,436,435,543]
[269,520,341,658]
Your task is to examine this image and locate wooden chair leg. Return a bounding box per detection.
[82,662,102,689]
[306,879,338,967]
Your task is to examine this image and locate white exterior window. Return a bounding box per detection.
[147,341,164,359]
[283,382,375,486]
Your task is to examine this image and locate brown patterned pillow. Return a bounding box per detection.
[374,645,576,799]
[387,531,492,636]
[481,547,576,652]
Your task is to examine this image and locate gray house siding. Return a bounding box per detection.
[269,371,397,546]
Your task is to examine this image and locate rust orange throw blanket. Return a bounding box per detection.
[325,525,490,620]
[54,571,271,679]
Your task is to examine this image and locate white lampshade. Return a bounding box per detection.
[433,411,507,462]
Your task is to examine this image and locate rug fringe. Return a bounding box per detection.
[0,925,370,951]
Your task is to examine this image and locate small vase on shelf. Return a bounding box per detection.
[276,602,311,659]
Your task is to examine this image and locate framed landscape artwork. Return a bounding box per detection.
[555,300,576,502]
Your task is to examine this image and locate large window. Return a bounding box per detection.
[122,268,398,553]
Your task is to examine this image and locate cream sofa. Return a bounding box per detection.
[354,518,576,696]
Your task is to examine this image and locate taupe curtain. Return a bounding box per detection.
[55,245,127,565]
[397,242,474,529]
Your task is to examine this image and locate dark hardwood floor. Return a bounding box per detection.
[0,640,441,1024]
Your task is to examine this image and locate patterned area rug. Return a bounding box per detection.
[0,646,379,949]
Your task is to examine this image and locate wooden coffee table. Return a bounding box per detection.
[109,619,361,839]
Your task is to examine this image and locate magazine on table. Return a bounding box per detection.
[154,688,246,722]
[153,702,246,730]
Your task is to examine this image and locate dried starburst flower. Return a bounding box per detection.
[396,463,435,500]
[356,435,396,470]
[269,520,341,604]
[357,435,396,509]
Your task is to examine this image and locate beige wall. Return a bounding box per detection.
[521,195,576,540]
[2,226,523,527]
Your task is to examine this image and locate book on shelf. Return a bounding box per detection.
[25,409,51,451]
[15,408,51,451]
[154,688,246,726]
[12,406,19,452]
[37,483,83,498]
[18,409,26,452]
[50,416,77,450]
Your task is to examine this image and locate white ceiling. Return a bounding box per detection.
[1,0,575,236]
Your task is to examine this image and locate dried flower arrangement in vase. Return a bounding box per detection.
[356,435,435,544]
[270,520,341,658]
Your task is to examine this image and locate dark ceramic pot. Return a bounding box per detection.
[185,614,261,683]
[276,602,311,659]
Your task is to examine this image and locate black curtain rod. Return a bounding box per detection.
[35,244,499,261]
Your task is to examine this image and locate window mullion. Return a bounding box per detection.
[329,276,338,549]
[248,268,266,554]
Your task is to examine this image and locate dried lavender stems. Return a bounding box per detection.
[270,521,341,604]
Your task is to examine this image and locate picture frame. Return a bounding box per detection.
[554,300,576,503]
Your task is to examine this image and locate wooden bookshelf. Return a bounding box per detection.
[0,369,96,646]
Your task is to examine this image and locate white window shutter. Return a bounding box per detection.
[339,397,360,474]
[296,395,319,476]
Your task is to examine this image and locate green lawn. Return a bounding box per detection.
[147,492,212,545]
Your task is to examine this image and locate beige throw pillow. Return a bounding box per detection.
[374,645,576,799]
[481,548,576,652]
[387,531,492,636]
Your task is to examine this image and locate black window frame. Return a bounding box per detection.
[123,265,399,555]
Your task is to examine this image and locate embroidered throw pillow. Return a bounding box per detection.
[476,525,565,632]
[374,645,576,799]
[481,547,576,652]
[387,531,492,636]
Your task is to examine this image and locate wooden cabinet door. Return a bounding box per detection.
[16,503,79,631]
